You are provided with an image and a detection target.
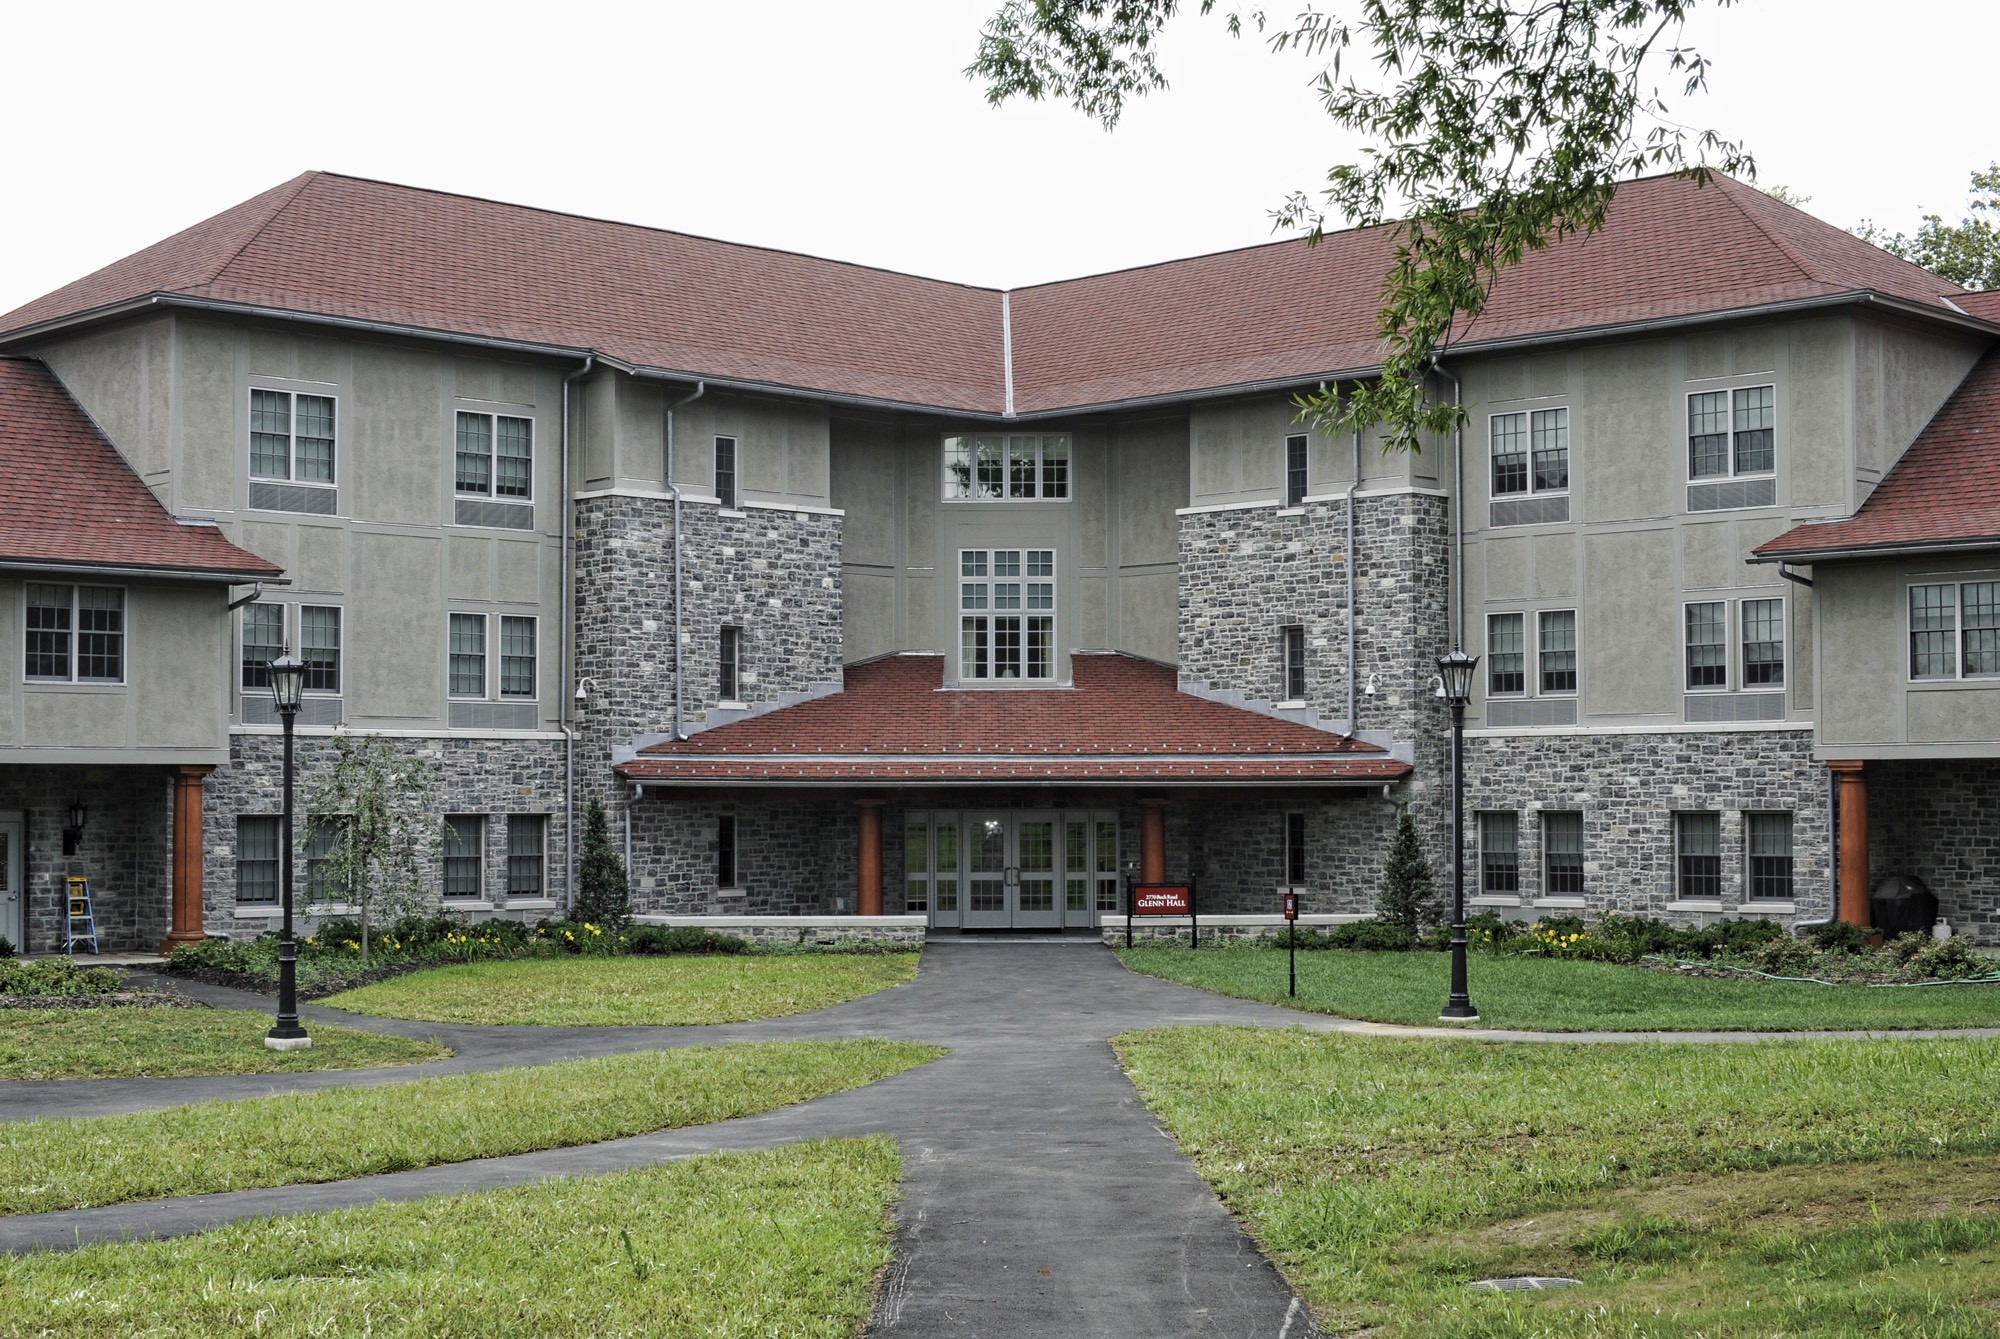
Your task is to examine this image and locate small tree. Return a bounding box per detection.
[305,732,444,963]
[1376,807,1440,938]
[572,797,632,929]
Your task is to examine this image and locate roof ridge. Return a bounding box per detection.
[1711,176,1821,288]
[189,170,322,295]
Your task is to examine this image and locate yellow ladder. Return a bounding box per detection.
[64,876,98,955]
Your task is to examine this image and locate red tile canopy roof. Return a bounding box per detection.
[617,652,1409,788]
[1756,348,2000,564]
[2,171,1980,417]
[0,357,282,581]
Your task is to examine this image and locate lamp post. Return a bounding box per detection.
[1436,648,1480,1022]
[264,651,311,1051]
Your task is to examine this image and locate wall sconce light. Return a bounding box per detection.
[63,800,87,855]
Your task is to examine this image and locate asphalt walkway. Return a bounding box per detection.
[6,941,1996,1336]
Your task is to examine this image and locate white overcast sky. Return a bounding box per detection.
[2,0,1994,317]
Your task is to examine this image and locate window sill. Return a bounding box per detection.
[715,887,747,899]
[1470,895,1523,907]
[1738,901,1797,914]
[24,680,125,691]
[1275,699,1306,710]
[719,508,747,519]
[1667,900,1725,912]
[441,900,495,911]
[504,898,559,911]
[717,700,747,711]
[1534,897,1588,909]
[1275,506,1306,517]
[232,904,284,917]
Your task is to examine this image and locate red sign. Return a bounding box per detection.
[1133,885,1192,916]
[1283,892,1298,921]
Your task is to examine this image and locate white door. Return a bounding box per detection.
[0,815,22,952]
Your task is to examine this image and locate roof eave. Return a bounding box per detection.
[0,557,287,584]
[624,774,1406,789]
[1750,536,2000,566]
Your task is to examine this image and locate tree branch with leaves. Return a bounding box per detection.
[971,0,1750,450]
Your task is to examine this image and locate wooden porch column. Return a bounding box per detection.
[1829,760,1871,927]
[161,764,215,954]
[1139,797,1169,885]
[855,799,884,916]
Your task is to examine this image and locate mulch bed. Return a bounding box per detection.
[162,958,444,1000]
[0,990,208,1011]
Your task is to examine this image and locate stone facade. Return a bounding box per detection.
[1458,726,1830,922]
[1868,760,2000,944]
[202,732,569,940]
[3,765,172,954]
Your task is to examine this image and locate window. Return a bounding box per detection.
[305,816,352,903]
[1910,581,2000,680]
[1478,812,1520,894]
[943,434,1070,501]
[717,814,738,887]
[1285,433,1309,507]
[443,816,484,899]
[719,625,742,701]
[1538,610,1577,694]
[499,616,536,699]
[1281,624,1306,701]
[1491,407,1568,497]
[1675,812,1721,900]
[906,820,929,912]
[507,816,545,899]
[715,436,737,509]
[251,388,336,484]
[241,603,285,690]
[1542,811,1584,896]
[1285,811,1307,886]
[449,613,487,697]
[1742,599,1785,687]
[453,410,533,500]
[1488,613,1525,695]
[1688,385,1774,480]
[1747,812,1793,901]
[25,584,123,683]
[1685,601,1727,689]
[302,606,341,694]
[959,548,1055,680]
[237,816,280,904]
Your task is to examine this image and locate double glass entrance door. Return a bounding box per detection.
[907,809,1119,930]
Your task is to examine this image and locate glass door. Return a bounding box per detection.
[1013,817,1060,929]
[964,814,1011,929]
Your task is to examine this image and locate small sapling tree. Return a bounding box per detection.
[573,797,632,929]
[1377,807,1440,940]
[304,732,445,963]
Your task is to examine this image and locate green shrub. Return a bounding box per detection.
[623,926,750,956]
[1902,935,1991,981]
[0,957,124,996]
[1375,808,1439,936]
[0,935,14,958]
[310,916,367,950]
[535,918,621,955]
[1806,920,1874,953]
[1747,935,1818,976]
[573,798,632,930]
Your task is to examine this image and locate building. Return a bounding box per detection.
[1,169,1993,951]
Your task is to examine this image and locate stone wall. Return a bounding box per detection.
[1,765,172,954]
[629,791,851,916]
[1459,727,1830,920]
[203,733,569,939]
[1868,759,2000,944]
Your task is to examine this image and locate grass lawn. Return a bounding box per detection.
[1119,945,2000,1030]
[0,1137,901,1338]
[0,1039,942,1216]
[1118,1027,2000,1335]
[0,1007,448,1080]
[322,952,923,1025]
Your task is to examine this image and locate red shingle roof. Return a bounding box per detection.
[617,652,1409,787]
[1757,348,2000,563]
[0,357,282,580]
[2,172,1979,417]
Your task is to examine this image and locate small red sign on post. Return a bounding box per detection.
[1283,892,1298,921]
[1133,885,1192,916]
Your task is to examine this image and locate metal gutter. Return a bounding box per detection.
[1750,537,2000,565]
[628,774,1404,791]
[559,352,596,915]
[0,559,287,584]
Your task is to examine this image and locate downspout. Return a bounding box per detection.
[664,381,707,740]
[1348,422,1361,736]
[561,352,595,915]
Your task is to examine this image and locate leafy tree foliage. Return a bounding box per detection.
[574,797,633,929]
[1376,806,1439,935]
[1857,164,2000,291]
[971,0,1750,450]
[304,733,445,964]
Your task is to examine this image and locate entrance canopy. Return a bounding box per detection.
[617,651,1409,788]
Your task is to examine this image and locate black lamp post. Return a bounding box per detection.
[264,651,311,1051]
[1437,648,1480,1022]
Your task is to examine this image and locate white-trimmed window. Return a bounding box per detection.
[959,548,1055,680]
[455,411,532,500]
[1688,385,1774,480]
[251,388,336,484]
[715,436,738,509]
[1747,812,1793,901]
[1285,434,1309,507]
[1685,601,1728,689]
[507,815,545,899]
[237,816,280,904]
[1538,610,1577,695]
[1284,811,1307,886]
[1675,812,1722,900]
[302,606,341,694]
[943,434,1070,501]
[450,613,536,699]
[719,625,742,701]
[1281,624,1306,701]
[1542,811,1584,896]
[443,815,484,899]
[1910,580,2000,680]
[1484,610,1574,697]
[306,816,353,903]
[240,604,341,695]
[25,583,123,683]
[1685,596,1785,692]
[241,603,285,691]
[1478,811,1520,895]
[1491,407,1568,497]
[1488,613,1526,695]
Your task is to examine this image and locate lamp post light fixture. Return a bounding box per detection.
[264,651,311,1051]
[1436,648,1480,1022]
[62,800,87,855]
